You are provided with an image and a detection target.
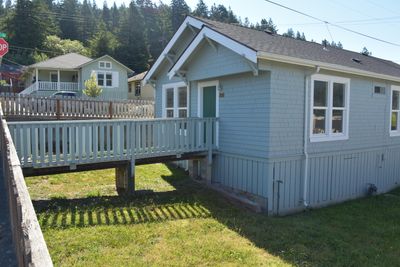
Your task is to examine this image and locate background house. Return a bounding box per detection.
[128,71,154,100]
[20,53,133,100]
[145,16,400,215]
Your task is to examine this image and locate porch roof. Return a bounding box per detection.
[29,53,92,70]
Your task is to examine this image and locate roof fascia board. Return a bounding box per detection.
[143,16,204,84]
[168,26,258,80]
[257,51,400,83]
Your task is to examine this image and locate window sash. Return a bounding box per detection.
[311,76,349,141]
[163,84,188,118]
[391,89,400,133]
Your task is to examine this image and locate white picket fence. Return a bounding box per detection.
[7,118,217,168]
[0,94,154,119]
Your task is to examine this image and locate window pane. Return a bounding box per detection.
[166,89,173,108]
[393,91,399,110]
[313,109,326,134]
[313,81,328,107]
[178,87,187,108]
[97,74,104,86]
[333,83,345,107]
[179,109,187,118]
[392,112,398,131]
[332,110,343,133]
[166,110,174,118]
[106,74,112,86]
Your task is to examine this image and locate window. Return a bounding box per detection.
[99,61,112,69]
[135,82,141,96]
[391,86,400,135]
[162,82,188,118]
[50,72,58,83]
[97,73,104,86]
[96,71,113,87]
[374,85,385,94]
[311,74,350,142]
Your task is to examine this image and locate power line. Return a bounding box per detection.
[263,0,400,47]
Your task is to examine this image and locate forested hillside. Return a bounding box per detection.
[0,0,343,73]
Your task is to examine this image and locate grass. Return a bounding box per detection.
[26,163,400,267]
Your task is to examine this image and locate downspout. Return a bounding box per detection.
[303,66,320,208]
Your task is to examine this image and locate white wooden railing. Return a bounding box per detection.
[7,118,217,168]
[20,82,80,95]
[0,94,155,119]
[0,105,53,266]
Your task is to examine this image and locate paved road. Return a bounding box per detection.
[0,158,17,267]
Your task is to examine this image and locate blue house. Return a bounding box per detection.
[20,53,133,100]
[144,16,400,215]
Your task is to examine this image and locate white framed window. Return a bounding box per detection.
[99,61,112,69]
[96,71,114,87]
[162,82,188,118]
[390,86,400,136]
[310,74,350,142]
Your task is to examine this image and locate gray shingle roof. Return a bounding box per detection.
[29,53,92,69]
[195,16,400,78]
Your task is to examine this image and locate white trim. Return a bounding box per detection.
[310,74,350,142]
[161,81,188,118]
[197,80,219,147]
[99,61,112,69]
[95,70,114,88]
[144,16,204,84]
[168,27,257,80]
[258,51,400,84]
[390,85,400,136]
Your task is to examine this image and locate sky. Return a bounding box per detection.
[101,0,400,62]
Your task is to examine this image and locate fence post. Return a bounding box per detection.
[109,101,113,119]
[56,99,61,120]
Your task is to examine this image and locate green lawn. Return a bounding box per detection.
[26,164,400,267]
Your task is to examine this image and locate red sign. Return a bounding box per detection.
[0,38,9,57]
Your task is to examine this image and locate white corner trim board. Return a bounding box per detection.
[143,16,204,85]
[168,27,258,80]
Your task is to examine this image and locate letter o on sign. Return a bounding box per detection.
[0,38,9,57]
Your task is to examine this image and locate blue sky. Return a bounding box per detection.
[103,0,400,62]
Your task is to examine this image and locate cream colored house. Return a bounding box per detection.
[128,71,154,100]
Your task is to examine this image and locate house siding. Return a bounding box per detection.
[154,25,400,215]
[80,57,129,100]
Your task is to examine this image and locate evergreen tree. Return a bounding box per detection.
[110,2,120,31]
[89,23,119,58]
[80,0,98,43]
[210,4,238,23]
[171,0,190,31]
[193,0,208,18]
[282,28,295,38]
[361,47,372,56]
[102,1,111,29]
[157,2,173,49]
[0,0,4,15]
[60,0,80,40]
[256,18,278,33]
[116,1,148,72]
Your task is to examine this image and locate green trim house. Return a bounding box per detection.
[21,53,133,99]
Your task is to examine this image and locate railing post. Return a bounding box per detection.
[109,101,113,119]
[56,99,61,120]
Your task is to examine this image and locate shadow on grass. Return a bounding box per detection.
[33,164,400,266]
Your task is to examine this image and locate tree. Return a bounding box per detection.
[83,72,102,97]
[60,0,80,40]
[89,24,119,58]
[256,18,278,33]
[171,0,190,31]
[42,35,90,57]
[282,28,295,38]
[193,0,208,18]
[210,4,238,23]
[361,47,372,56]
[116,1,149,72]
[0,0,4,15]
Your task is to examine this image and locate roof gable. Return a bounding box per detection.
[78,55,134,73]
[29,53,92,69]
